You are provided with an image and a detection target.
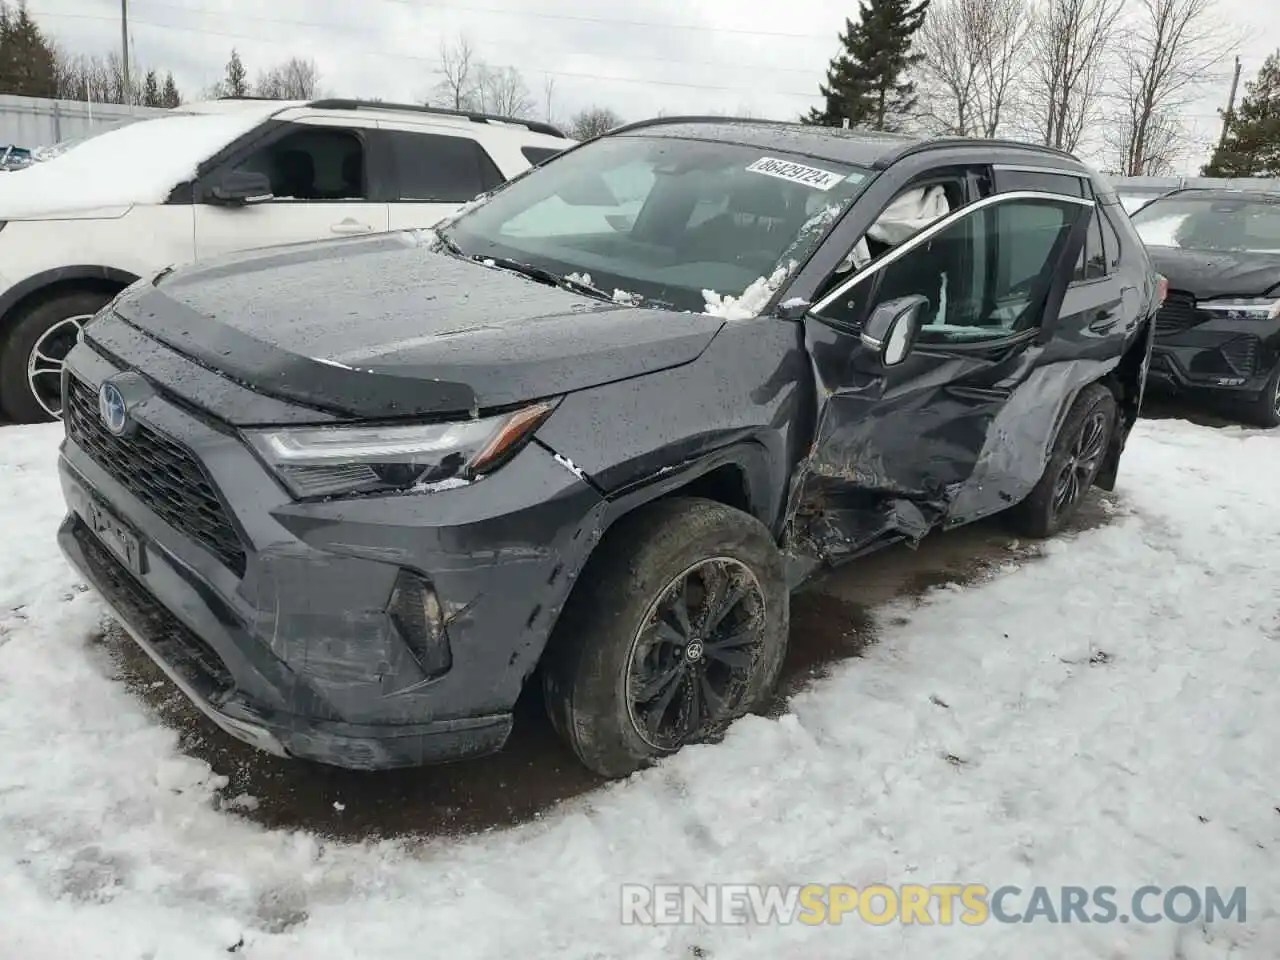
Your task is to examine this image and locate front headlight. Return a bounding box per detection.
[1197,297,1280,321]
[244,400,556,498]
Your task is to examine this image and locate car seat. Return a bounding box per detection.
[272,149,317,200]
[682,176,808,271]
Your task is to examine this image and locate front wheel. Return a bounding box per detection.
[0,290,112,423]
[1008,383,1117,539]
[1242,362,1280,429]
[541,497,789,778]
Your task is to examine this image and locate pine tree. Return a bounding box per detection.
[161,71,181,107]
[0,0,58,98]
[220,48,248,98]
[1203,52,1280,178]
[142,68,161,106]
[802,0,930,131]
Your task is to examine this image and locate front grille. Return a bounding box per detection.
[1154,292,1200,336]
[64,376,247,577]
[72,518,234,696]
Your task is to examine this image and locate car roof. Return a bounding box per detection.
[184,97,571,141]
[606,116,1084,170]
[181,99,310,116]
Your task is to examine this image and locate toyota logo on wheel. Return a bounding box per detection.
[98,381,128,436]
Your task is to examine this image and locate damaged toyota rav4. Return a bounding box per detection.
[57,118,1158,778]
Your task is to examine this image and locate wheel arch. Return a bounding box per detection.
[595,440,784,541]
[0,265,140,335]
[521,441,785,693]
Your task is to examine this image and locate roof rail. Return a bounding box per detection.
[608,115,797,136]
[303,99,569,139]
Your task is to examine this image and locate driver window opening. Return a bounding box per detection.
[816,197,1080,344]
[815,177,964,325]
[233,127,367,201]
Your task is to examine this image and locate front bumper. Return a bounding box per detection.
[1149,305,1280,398]
[58,344,607,770]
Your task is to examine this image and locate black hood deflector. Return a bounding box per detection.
[108,231,725,420]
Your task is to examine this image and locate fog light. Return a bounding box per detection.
[387,570,452,678]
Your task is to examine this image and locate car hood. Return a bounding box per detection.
[109,230,724,420]
[1146,245,1280,300]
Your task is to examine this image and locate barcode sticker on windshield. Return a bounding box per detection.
[745,157,844,191]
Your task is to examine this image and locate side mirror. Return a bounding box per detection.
[208,170,273,206]
[861,295,928,367]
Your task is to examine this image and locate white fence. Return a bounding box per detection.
[0,94,178,150]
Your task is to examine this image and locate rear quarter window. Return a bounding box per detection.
[521,146,563,166]
[388,131,505,201]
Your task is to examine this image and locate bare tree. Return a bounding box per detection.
[255,57,321,99]
[569,106,623,140]
[433,34,479,110]
[1024,0,1126,152]
[54,49,136,104]
[916,0,1035,137]
[475,64,533,117]
[1107,0,1236,175]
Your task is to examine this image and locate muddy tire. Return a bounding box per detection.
[541,497,789,779]
[0,290,111,423]
[1008,382,1117,539]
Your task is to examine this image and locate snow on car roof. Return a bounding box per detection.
[0,107,282,219]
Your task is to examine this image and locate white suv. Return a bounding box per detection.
[0,98,572,422]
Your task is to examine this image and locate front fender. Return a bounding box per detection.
[0,264,141,325]
[533,316,813,537]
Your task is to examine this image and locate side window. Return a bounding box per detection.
[233,126,367,201]
[816,197,1086,343]
[388,131,504,202]
[1099,208,1123,271]
[1074,210,1107,281]
[815,176,964,308]
[995,168,1102,283]
[995,169,1085,197]
[521,145,563,166]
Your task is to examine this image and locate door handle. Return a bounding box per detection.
[330,219,374,235]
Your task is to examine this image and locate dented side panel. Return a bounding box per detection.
[787,192,1131,566]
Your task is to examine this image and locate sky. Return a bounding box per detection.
[22,0,1280,173]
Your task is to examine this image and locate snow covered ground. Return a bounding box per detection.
[1,418,1277,959]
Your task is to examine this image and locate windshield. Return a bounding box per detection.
[441,135,873,314]
[1131,193,1280,254]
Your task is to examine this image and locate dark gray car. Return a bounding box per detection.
[56,119,1158,778]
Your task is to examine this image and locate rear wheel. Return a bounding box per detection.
[541,497,789,778]
[1008,383,1117,539]
[0,290,112,423]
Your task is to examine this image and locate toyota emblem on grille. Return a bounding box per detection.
[98,381,128,436]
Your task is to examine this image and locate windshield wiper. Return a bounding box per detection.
[477,255,615,303]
